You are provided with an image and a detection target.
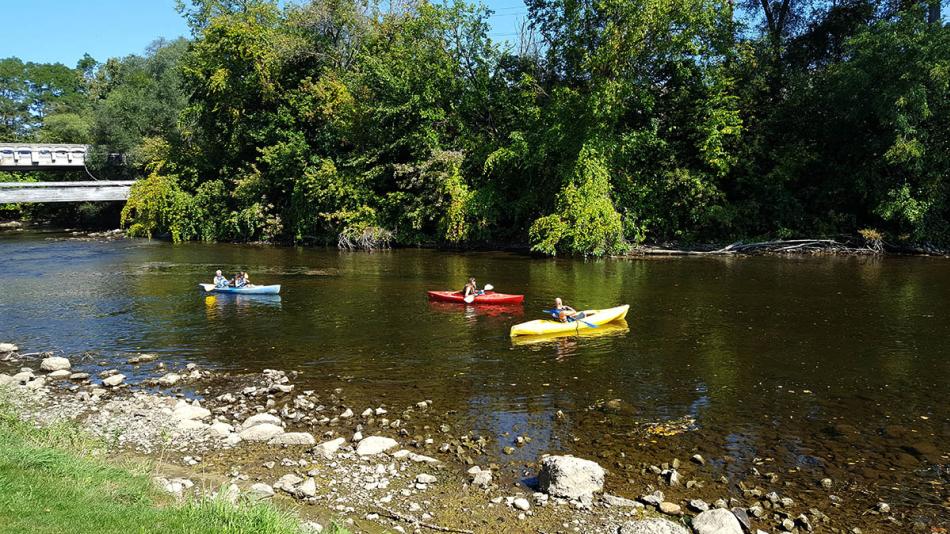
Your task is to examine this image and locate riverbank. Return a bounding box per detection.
[0,387,342,534]
[0,343,930,534]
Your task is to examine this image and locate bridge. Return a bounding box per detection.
[0,143,89,171]
[0,143,133,203]
[0,181,134,203]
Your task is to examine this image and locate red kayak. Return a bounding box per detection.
[427,290,524,305]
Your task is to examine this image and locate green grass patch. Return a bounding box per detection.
[0,395,349,534]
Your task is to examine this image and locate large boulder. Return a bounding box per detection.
[617,518,688,534]
[40,356,71,372]
[0,343,18,354]
[691,509,744,534]
[355,436,398,456]
[537,455,605,502]
[239,423,284,442]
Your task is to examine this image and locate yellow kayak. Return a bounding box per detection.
[510,320,629,346]
[510,305,630,337]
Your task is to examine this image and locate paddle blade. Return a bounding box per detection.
[484,284,494,291]
[199,283,214,292]
[464,294,475,303]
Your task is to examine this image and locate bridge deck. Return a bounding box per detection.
[0,181,134,203]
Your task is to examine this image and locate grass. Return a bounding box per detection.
[0,393,350,534]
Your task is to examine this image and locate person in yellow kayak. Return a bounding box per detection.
[553,297,580,322]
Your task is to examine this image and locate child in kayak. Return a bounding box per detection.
[552,298,580,322]
[241,272,251,287]
[213,270,228,288]
[232,272,245,287]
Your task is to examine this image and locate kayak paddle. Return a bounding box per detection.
[464,284,494,304]
[542,308,598,328]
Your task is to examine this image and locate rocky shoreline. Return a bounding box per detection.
[0,343,930,533]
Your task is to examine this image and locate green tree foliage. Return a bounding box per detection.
[5,0,950,250]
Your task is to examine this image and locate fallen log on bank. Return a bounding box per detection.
[633,238,885,256]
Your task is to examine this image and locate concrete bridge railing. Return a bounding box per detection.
[0,143,89,171]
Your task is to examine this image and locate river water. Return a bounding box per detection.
[1,230,947,524]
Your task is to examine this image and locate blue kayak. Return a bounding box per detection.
[199,283,281,295]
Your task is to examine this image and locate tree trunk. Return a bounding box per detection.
[927,1,940,24]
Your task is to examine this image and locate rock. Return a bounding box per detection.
[691,454,706,465]
[69,372,90,380]
[415,473,437,484]
[688,499,710,512]
[48,370,71,380]
[692,509,743,534]
[102,374,125,387]
[0,343,18,353]
[617,518,689,534]
[301,521,324,533]
[296,477,317,498]
[157,373,181,386]
[268,432,316,446]
[0,374,13,387]
[731,507,751,532]
[604,494,643,508]
[171,403,211,421]
[40,356,71,372]
[209,421,234,437]
[340,408,354,419]
[821,477,833,489]
[876,502,890,513]
[658,502,681,515]
[241,413,283,429]
[640,490,664,506]
[221,483,240,505]
[469,467,493,488]
[11,371,34,384]
[513,497,530,511]
[313,437,346,457]
[247,483,274,500]
[356,436,398,456]
[274,474,303,493]
[239,423,285,442]
[537,455,605,502]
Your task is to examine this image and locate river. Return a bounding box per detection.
[1,229,947,525]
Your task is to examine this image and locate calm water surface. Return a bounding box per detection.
[1,230,947,521]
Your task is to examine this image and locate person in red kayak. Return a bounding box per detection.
[553,297,579,322]
[463,277,478,298]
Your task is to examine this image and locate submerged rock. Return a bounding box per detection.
[537,455,605,502]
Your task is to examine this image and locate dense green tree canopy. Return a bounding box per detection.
[2,0,948,253]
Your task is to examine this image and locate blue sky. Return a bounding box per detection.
[0,0,531,67]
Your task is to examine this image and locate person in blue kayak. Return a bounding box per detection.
[231,272,246,288]
[213,270,229,288]
[552,297,580,322]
